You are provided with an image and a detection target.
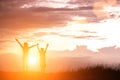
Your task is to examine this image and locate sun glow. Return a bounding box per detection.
[28,56,37,64]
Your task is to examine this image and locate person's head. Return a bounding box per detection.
[24,42,28,47]
[41,48,44,52]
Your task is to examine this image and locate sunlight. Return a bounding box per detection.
[37,40,47,48]
[28,56,37,65]
[72,16,88,24]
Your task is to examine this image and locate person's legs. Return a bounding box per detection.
[23,55,27,72]
[23,55,25,72]
[26,56,28,72]
[40,64,46,72]
[41,67,45,72]
[40,56,46,72]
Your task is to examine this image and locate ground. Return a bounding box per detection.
[0,66,120,80]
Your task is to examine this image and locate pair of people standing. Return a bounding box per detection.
[15,39,49,72]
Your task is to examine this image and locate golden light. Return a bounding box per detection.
[72,16,88,24]
[37,39,48,49]
[28,56,37,65]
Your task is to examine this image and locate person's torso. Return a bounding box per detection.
[40,51,46,64]
[23,47,29,55]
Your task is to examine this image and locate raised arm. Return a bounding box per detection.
[15,38,23,48]
[44,43,49,54]
[29,44,38,49]
[37,43,40,52]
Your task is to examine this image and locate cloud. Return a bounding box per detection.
[0,9,73,28]
[0,0,120,54]
[98,45,120,54]
[72,35,101,39]
[1,45,120,72]
[1,0,119,29]
[0,0,74,29]
[79,30,97,33]
[1,0,119,30]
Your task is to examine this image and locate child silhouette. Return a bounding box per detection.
[37,43,49,72]
[15,38,37,72]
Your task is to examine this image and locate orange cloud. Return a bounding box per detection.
[93,0,117,18]
[107,0,117,6]
[93,1,109,18]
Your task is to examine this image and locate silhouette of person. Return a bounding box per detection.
[37,43,49,72]
[15,38,37,72]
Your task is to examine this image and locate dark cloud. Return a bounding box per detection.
[57,34,104,40]
[0,1,78,28]
[73,35,100,39]
[0,0,96,29]
[63,35,105,40]
[49,30,104,40]
[68,0,94,5]
[0,0,120,29]
[0,0,27,9]
[118,0,120,3]
[69,0,120,5]
[59,34,105,40]
[33,29,105,40]
[0,5,97,29]
[0,0,93,29]
[0,8,73,28]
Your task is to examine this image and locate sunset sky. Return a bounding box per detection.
[0,0,120,72]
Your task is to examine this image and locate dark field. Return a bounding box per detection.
[0,66,120,80]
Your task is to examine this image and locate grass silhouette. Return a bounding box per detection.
[0,66,120,80]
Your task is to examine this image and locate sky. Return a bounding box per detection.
[0,0,120,72]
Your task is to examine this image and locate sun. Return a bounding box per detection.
[28,56,37,65]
